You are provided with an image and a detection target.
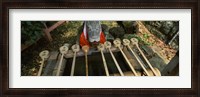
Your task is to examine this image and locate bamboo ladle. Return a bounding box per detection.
[97,43,109,76]
[37,50,49,76]
[123,39,151,76]
[104,41,124,76]
[56,45,69,76]
[70,44,80,76]
[82,45,89,76]
[113,39,138,76]
[130,38,160,76]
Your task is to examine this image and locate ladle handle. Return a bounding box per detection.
[136,44,159,76]
[127,45,150,76]
[100,51,109,76]
[56,54,64,76]
[37,58,44,76]
[118,47,138,76]
[85,53,89,76]
[70,51,77,76]
[108,48,124,76]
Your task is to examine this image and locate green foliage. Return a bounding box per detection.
[21,21,44,45]
[143,33,149,39]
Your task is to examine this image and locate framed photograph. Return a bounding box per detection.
[1,0,199,96]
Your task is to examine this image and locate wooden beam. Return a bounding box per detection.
[43,21,66,42]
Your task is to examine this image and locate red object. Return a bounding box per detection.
[100,32,106,43]
[79,32,106,47]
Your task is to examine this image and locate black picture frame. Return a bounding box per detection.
[1,0,199,96]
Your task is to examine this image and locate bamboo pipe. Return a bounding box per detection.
[56,45,69,76]
[97,43,109,76]
[82,45,89,76]
[123,39,151,76]
[130,38,159,76]
[37,50,49,76]
[104,41,124,76]
[168,31,179,45]
[70,44,80,76]
[113,39,138,76]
